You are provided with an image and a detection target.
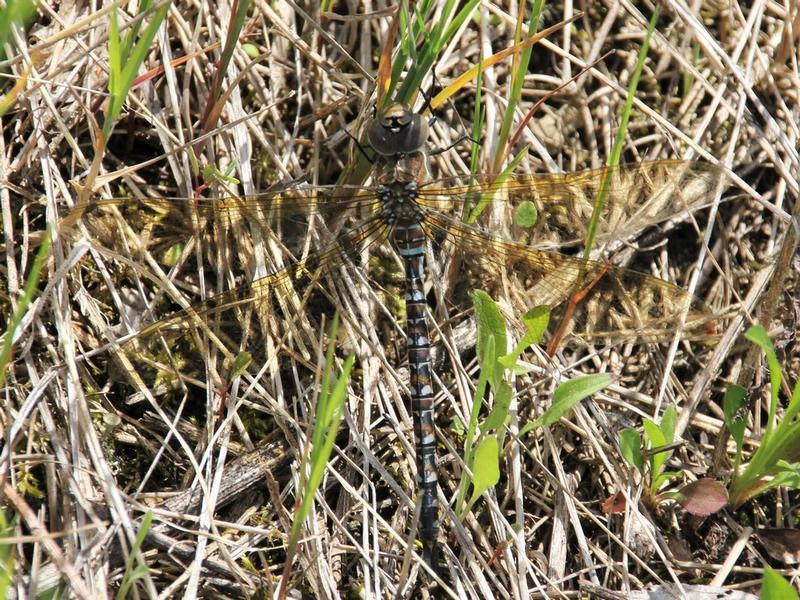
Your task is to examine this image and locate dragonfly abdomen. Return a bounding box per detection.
[393,220,439,566]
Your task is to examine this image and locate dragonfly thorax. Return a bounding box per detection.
[377,181,424,223]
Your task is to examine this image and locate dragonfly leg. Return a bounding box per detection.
[427,133,477,157]
[342,127,376,163]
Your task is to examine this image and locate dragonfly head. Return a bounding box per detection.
[367,103,429,158]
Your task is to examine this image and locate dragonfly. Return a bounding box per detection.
[63,103,724,569]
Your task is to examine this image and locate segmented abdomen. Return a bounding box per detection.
[393,220,438,563]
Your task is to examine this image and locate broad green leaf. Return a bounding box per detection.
[471,290,506,384]
[653,470,683,490]
[450,416,466,437]
[551,374,610,412]
[723,384,747,454]
[458,332,494,512]
[642,419,666,448]
[723,384,746,425]
[163,243,184,267]
[768,462,800,489]
[471,292,506,357]
[521,305,550,342]
[660,405,677,444]
[619,428,644,471]
[745,325,780,430]
[520,373,610,436]
[469,436,500,506]
[483,381,512,431]
[643,417,670,491]
[230,352,252,379]
[762,566,800,600]
[500,305,550,368]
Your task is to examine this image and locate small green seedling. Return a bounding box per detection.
[726,325,800,508]
[457,291,610,515]
[619,405,682,506]
[620,405,728,516]
[619,323,800,517]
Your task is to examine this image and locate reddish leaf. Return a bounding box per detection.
[675,478,728,516]
[602,491,627,515]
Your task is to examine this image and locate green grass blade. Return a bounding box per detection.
[114,510,153,600]
[119,1,171,93]
[124,0,154,50]
[288,313,353,555]
[205,0,250,117]
[395,0,480,105]
[104,0,170,139]
[466,146,528,223]
[0,229,51,388]
[0,509,16,599]
[492,0,542,171]
[468,49,484,181]
[441,0,482,44]
[106,3,123,134]
[0,0,36,63]
[583,7,659,260]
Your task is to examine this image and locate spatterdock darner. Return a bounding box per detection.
[63,102,725,569]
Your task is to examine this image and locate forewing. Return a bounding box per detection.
[417,160,724,251]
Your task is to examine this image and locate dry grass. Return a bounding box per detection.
[1,1,799,598]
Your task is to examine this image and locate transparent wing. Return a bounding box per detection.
[61,159,726,393]
[421,207,722,350]
[60,183,384,242]
[418,160,724,251]
[60,187,389,393]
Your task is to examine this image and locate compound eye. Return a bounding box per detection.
[366,103,429,156]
